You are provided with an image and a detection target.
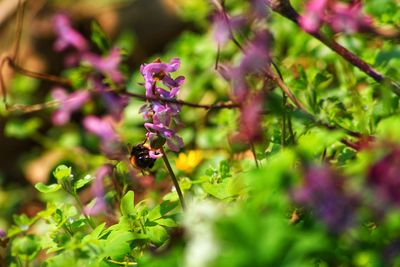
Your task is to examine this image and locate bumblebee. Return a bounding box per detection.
[129,144,156,170]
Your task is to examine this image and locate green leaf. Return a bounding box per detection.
[202,175,244,200]
[102,231,135,260]
[147,201,178,221]
[11,235,41,260]
[74,174,94,190]
[297,128,345,158]
[120,190,135,217]
[155,217,178,227]
[219,160,231,178]
[5,118,42,139]
[90,21,110,52]
[53,165,72,181]
[35,183,61,193]
[146,225,168,246]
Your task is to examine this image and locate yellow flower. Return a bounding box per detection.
[175,150,203,173]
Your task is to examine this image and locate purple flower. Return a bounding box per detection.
[0,228,6,239]
[293,164,358,233]
[236,92,264,142]
[212,10,245,46]
[88,76,129,121]
[83,48,124,83]
[83,115,124,159]
[102,92,129,121]
[240,30,271,75]
[229,30,271,101]
[145,123,175,138]
[250,0,269,19]
[51,87,90,125]
[368,148,400,206]
[299,0,328,32]
[84,164,112,216]
[53,14,88,52]
[140,58,184,98]
[328,2,372,33]
[83,115,118,141]
[300,0,372,34]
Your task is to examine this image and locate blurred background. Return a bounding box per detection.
[0,0,212,228]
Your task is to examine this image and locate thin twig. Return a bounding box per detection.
[7,57,72,86]
[12,0,25,63]
[120,90,240,110]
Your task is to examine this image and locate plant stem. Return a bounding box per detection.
[281,92,287,147]
[287,113,295,145]
[160,147,186,210]
[106,258,137,266]
[250,142,259,168]
[72,193,96,230]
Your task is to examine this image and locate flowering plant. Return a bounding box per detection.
[0,0,400,266]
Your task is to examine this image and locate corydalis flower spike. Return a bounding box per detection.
[140,58,185,152]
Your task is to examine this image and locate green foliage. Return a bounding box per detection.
[5,118,42,139]
[90,21,111,53]
[35,183,62,193]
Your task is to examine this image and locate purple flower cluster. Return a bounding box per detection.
[139,58,185,153]
[51,13,129,158]
[211,2,271,144]
[216,30,270,143]
[368,147,400,206]
[292,164,358,233]
[300,0,372,33]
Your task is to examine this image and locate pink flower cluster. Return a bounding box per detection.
[216,30,270,143]
[139,58,185,153]
[300,0,372,33]
[51,13,128,159]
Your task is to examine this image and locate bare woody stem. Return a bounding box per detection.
[120,90,239,110]
[160,147,186,210]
